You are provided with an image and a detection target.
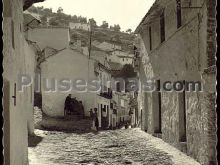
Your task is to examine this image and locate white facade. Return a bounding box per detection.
[40,48,112,128]
[27,27,70,50]
[118,56,133,65]
[96,41,122,51]
[40,48,96,117]
[3,0,36,163]
[108,50,134,65]
[69,22,91,31]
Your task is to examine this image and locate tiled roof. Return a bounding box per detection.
[23,12,41,31]
[24,0,45,10]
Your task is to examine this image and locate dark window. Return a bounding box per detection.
[149,26,152,50]
[110,103,113,109]
[176,0,182,28]
[154,80,162,133]
[160,11,165,43]
[116,82,120,92]
[13,83,16,106]
[3,0,12,17]
[11,20,15,49]
[179,81,186,142]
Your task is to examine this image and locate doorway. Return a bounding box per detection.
[179,90,187,142]
[154,80,162,134]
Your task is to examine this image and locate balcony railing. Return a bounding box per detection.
[100,88,113,99]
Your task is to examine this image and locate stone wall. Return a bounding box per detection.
[136,0,217,164]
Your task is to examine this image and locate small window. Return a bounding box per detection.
[110,103,113,109]
[116,82,120,92]
[13,83,16,106]
[160,11,165,43]
[11,20,15,49]
[20,24,22,32]
[176,0,182,28]
[149,26,152,50]
[30,84,33,103]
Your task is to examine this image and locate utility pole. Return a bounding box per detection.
[88,25,93,59]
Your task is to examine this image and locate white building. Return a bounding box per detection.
[40,47,114,129]
[107,50,134,65]
[3,0,40,164]
[96,41,122,51]
[69,22,91,31]
[27,27,70,50]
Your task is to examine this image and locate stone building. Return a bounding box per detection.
[3,0,44,164]
[134,0,216,164]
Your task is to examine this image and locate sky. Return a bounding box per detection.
[34,0,155,31]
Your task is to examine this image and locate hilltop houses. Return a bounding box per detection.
[108,50,134,65]
[134,0,216,164]
[69,22,91,31]
[95,41,122,51]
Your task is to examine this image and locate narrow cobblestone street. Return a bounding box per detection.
[28,128,200,165]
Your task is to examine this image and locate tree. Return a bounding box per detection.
[100,21,109,29]
[126,29,132,34]
[40,15,48,26]
[28,6,38,13]
[78,16,87,23]
[112,34,121,43]
[71,15,78,22]
[119,64,136,78]
[57,7,64,14]
[89,18,97,27]
[49,17,60,26]
[110,26,114,30]
[119,64,137,92]
[113,24,121,32]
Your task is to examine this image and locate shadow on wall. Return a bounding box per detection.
[28,134,43,147]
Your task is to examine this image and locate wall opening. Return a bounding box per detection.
[149,26,152,50]
[12,83,16,106]
[176,0,182,28]
[144,92,148,132]
[140,109,143,129]
[11,20,15,49]
[179,89,187,142]
[160,11,165,43]
[154,80,162,133]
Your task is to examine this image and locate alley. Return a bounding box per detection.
[28,128,200,165]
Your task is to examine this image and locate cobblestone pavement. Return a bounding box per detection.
[29,128,200,165]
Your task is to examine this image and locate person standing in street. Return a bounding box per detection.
[64,94,72,116]
[94,108,99,131]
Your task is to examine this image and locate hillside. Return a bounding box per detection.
[27,6,135,52]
